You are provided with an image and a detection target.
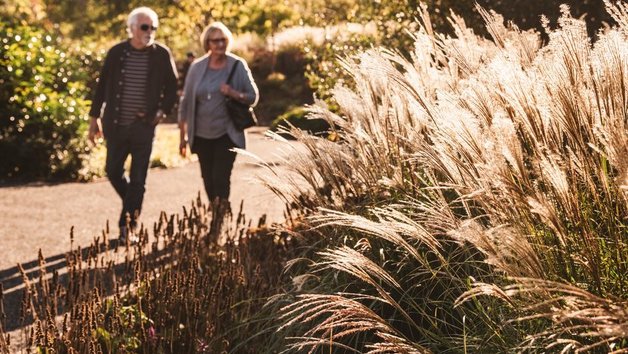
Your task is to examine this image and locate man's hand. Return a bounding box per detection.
[88,117,102,145]
[179,138,187,157]
[152,109,166,125]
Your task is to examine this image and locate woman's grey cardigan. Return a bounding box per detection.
[178,52,259,149]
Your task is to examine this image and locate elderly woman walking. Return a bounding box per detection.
[178,21,259,237]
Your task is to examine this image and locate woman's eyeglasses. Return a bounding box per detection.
[208,38,227,45]
[139,24,158,32]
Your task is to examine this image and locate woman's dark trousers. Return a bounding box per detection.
[194,134,237,201]
[105,122,155,230]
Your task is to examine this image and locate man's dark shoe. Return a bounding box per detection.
[118,226,139,245]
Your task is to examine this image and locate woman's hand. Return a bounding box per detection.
[220,83,244,101]
[178,120,188,157]
[220,83,232,97]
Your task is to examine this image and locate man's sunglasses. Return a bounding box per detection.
[208,38,227,44]
[139,24,158,32]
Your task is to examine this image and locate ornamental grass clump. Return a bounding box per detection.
[267,2,628,352]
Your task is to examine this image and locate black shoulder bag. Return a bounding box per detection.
[225,60,257,130]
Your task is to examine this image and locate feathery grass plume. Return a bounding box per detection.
[311,207,444,265]
[447,220,544,279]
[457,278,628,352]
[267,1,628,352]
[280,294,431,353]
[605,0,628,33]
[476,6,541,67]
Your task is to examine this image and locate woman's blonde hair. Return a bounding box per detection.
[200,22,234,53]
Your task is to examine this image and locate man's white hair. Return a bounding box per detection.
[127,6,159,35]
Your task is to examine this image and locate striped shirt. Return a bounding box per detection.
[119,48,149,125]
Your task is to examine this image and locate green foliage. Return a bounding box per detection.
[38,0,302,58]
[95,302,148,352]
[0,15,98,181]
[304,30,374,103]
[270,106,329,138]
[245,40,314,125]
[234,0,298,37]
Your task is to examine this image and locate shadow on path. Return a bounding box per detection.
[1,233,183,333]
[1,239,119,331]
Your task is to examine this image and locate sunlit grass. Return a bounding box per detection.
[148,123,195,169]
[262,2,628,352]
[78,123,193,181]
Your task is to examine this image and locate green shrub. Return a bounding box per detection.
[270,106,329,137]
[303,26,375,105]
[274,42,306,77]
[244,33,314,125]
[0,16,99,181]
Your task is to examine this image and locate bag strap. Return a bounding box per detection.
[226,60,240,85]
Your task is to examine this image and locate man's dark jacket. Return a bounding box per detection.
[89,40,178,138]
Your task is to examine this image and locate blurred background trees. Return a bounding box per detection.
[0,0,614,182]
[0,2,99,180]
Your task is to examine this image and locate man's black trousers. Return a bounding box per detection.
[105,121,155,228]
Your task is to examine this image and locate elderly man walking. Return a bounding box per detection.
[88,6,178,242]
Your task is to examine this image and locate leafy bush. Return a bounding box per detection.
[303,24,376,105]
[0,16,99,181]
[240,33,314,125]
[270,106,329,138]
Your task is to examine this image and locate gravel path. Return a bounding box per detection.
[0,126,294,272]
